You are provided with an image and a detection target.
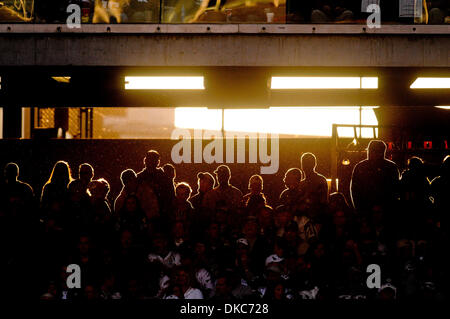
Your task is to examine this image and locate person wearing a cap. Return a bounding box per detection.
[203,165,243,213]
[350,140,400,215]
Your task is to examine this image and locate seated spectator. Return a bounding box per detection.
[211,272,235,300]
[99,272,122,300]
[68,234,102,289]
[263,280,288,300]
[311,0,356,23]
[148,232,181,269]
[240,216,270,276]
[113,229,145,294]
[257,205,276,240]
[428,0,450,24]
[172,266,204,299]
[274,205,294,237]
[117,194,145,235]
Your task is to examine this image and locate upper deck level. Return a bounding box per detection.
[0,1,449,68]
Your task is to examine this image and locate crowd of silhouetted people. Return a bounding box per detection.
[1,140,450,301]
[7,1,448,25]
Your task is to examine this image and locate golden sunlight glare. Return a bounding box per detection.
[174,107,222,130]
[410,78,450,89]
[271,77,378,89]
[175,106,379,137]
[124,76,205,90]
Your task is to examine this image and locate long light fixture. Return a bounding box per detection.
[124,76,205,90]
[435,106,450,110]
[410,78,450,89]
[271,77,378,89]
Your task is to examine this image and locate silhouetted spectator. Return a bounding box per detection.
[41,161,73,226]
[203,165,243,213]
[190,172,215,210]
[400,157,433,237]
[350,140,400,214]
[299,153,328,219]
[243,174,267,215]
[279,168,304,214]
[136,150,175,222]
[88,178,115,246]
[0,162,34,217]
[68,163,94,199]
[114,168,138,213]
[173,182,194,224]
[162,163,176,190]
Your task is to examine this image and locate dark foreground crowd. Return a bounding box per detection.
[1,140,450,301]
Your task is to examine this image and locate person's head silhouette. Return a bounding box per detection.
[248,175,263,194]
[120,169,137,188]
[48,161,72,186]
[367,140,386,162]
[407,156,424,172]
[144,150,160,171]
[301,153,317,176]
[79,163,94,185]
[4,162,19,183]
[163,163,176,181]
[283,168,302,189]
[197,172,215,193]
[214,165,231,187]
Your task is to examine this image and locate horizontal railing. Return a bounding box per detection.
[0,23,448,34]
